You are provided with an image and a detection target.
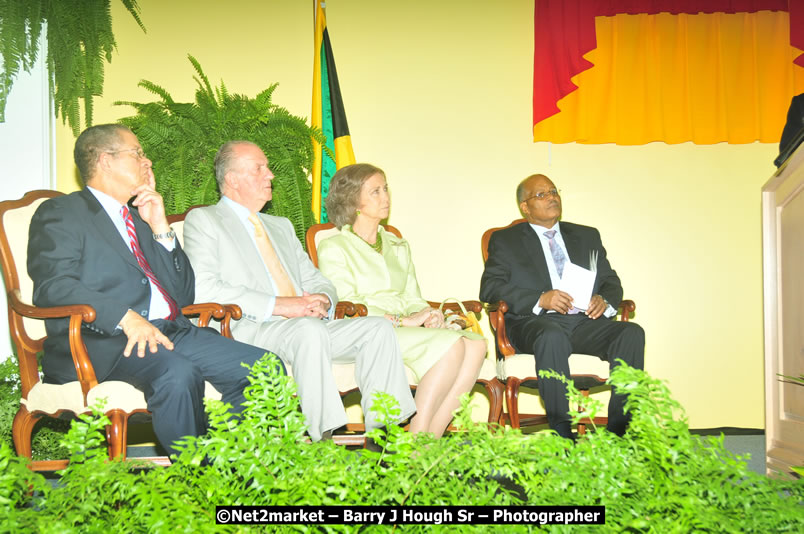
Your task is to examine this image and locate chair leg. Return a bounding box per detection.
[479,378,504,425]
[106,409,128,460]
[12,406,37,459]
[505,377,522,429]
[576,389,590,435]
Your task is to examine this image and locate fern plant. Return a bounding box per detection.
[0,0,145,135]
[0,355,69,461]
[779,373,804,477]
[117,55,323,245]
[2,357,804,532]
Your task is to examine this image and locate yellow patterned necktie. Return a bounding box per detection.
[247,213,296,297]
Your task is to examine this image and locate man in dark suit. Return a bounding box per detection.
[27,124,276,456]
[777,93,804,166]
[480,173,644,439]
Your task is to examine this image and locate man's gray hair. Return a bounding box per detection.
[214,140,259,190]
[516,179,528,203]
[74,124,132,184]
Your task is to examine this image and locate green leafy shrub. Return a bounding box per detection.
[0,0,145,134]
[0,355,69,461]
[779,373,804,478]
[0,357,18,448]
[1,356,802,533]
[117,56,326,245]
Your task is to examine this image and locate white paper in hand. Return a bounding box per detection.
[557,262,596,310]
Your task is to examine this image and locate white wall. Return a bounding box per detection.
[0,43,56,361]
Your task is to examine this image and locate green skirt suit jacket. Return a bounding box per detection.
[317,226,484,380]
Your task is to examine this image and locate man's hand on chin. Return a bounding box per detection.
[130,182,170,235]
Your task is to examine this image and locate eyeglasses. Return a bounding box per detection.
[106,147,147,160]
[522,189,561,202]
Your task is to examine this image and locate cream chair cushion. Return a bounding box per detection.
[313,225,341,249]
[23,380,222,415]
[497,353,610,382]
[21,382,87,415]
[477,356,498,382]
[4,197,50,339]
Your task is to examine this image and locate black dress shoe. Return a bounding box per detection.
[487,470,528,502]
[364,436,384,452]
[552,422,577,443]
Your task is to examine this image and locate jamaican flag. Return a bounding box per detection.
[312,0,355,223]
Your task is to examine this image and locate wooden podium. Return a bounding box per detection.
[763,146,804,478]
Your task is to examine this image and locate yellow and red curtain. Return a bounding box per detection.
[532,0,804,144]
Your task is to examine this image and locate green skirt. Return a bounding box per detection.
[394,326,486,381]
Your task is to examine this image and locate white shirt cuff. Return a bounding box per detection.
[263,295,277,321]
[324,292,335,321]
[155,236,176,251]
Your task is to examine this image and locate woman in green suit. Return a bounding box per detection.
[318,163,487,437]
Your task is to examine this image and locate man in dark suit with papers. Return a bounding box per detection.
[480,174,644,439]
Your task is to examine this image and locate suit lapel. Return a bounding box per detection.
[79,189,142,272]
[520,223,553,289]
[215,201,273,291]
[560,222,584,265]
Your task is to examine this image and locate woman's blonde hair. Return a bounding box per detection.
[326,163,386,229]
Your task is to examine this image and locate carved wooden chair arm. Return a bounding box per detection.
[223,304,243,321]
[8,289,96,322]
[181,303,226,327]
[618,299,635,321]
[7,289,98,398]
[181,303,244,339]
[484,300,509,315]
[427,299,483,316]
[221,304,242,338]
[334,301,368,319]
[483,300,515,358]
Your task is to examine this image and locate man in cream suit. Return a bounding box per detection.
[182,140,416,441]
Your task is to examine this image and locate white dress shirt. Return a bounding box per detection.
[87,186,174,322]
[221,196,334,321]
[528,222,615,318]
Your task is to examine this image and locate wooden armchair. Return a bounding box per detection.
[481,218,636,433]
[0,191,238,466]
[306,222,504,427]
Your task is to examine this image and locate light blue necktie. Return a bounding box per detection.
[545,229,581,314]
[544,230,566,278]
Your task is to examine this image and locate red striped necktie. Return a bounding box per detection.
[120,206,179,320]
